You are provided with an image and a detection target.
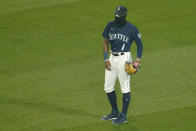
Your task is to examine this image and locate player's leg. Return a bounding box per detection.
[102,55,119,120]
[112,53,132,124]
[118,64,131,118]
[118,52,132,94]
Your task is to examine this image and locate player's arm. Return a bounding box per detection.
[133,26,143,66]
[103,38,111,70]
[135,35,143,63]
[103,38,109,59]
[102,22,111,70]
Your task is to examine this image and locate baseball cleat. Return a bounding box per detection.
[101,111,119,120]
[112,113,127,124]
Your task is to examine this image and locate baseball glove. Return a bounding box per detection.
[125,61,140,75]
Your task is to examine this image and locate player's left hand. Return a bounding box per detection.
[125,58,141,75]
[133,58,141,67]
[132,59,140,69]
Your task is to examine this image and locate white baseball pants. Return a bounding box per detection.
[104,52,132,93]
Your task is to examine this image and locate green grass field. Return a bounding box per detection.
[0,0,196,130]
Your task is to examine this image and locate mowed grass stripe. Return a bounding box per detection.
[0,0,79,14]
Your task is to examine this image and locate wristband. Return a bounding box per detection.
[104,52,108,61]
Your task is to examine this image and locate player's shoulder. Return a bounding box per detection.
[126,21,137,29]
[126,21,139,33]
[105,20,115,27]
[107,20,115,24]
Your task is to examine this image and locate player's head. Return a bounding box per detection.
[114,6,127,26]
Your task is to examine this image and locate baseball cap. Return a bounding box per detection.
[115,6,127,17]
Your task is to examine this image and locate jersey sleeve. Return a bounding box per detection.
[133,26,143,58]
[102,23,110,39]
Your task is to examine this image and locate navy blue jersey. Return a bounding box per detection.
[102,21,143,58]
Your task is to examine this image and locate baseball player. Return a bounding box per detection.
[101,6,143,124]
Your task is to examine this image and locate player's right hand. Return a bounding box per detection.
[105,60,111,70]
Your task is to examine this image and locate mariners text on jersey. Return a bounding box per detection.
[109,33,129,43]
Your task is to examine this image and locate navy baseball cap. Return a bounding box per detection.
[115,6,127,16]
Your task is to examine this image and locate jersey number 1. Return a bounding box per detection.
[121,43,125,51]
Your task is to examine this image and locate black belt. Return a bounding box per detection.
[112,52,124,56]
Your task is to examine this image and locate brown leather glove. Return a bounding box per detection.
[125,61,140,75]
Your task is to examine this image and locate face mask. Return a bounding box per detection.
[115,15,126,26]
